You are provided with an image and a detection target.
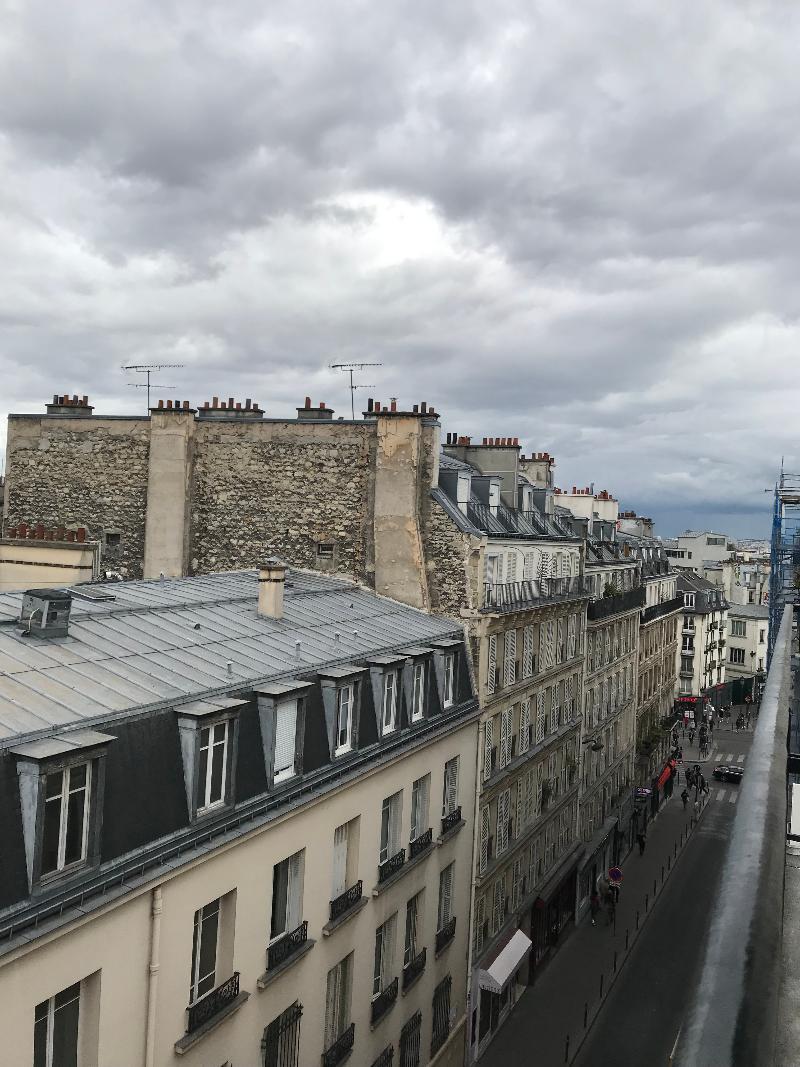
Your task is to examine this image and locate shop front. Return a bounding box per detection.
[470,928,533,1060]
[530,843,583,971]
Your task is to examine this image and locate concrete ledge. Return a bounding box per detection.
[437,819,466,846]
[257,939,316,989]
[173,990,250,1054]
[372,843,433,897]
[322,896,369,936]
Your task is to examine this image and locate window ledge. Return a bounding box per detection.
[257,938,316,989]
[173,990,250,1054]
[322,896,369,936]
[372,843,433,897]
[437,819,466,846]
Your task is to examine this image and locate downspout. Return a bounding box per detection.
[144,887,163,1067]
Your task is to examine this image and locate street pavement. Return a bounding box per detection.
[478,720,755,1067]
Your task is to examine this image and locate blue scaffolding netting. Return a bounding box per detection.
[769,472,800,666]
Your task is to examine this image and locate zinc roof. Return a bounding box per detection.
[0,569,462,746]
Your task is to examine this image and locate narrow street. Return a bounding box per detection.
[479,722,755,1067]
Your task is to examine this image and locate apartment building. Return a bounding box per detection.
[0,566,478,1067]
[675,572,729,703]
[577,542,642,915]
[726,603,769,682]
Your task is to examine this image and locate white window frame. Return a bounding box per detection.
[273,699,298,783]
[443,654,455,708]
[382,670,399,734]
[198,720,229,812]
[442,757,459,817]
[34,983,81,1067]
[380,791,403,864]
[41,762,92,876]
[410,775,430,842]
[190,898,220,1004]
[411,662,426,722]
[437,863,454,930]
[404,892,422,966]
[270,851,304,941]
[335,684,354,755]
[487,634,497,695]
[373,914,397,997]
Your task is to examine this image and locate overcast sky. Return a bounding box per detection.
[2,1,798,537]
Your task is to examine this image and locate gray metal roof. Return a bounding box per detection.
[728,603,769,619]
[0,569,463,746]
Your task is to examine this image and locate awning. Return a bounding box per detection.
[477,930,533,994]
[656,759,676,790]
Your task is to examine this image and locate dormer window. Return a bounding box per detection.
[411,663,426,722]
[488,482,501,515]
[382,670,399,733]
[456,473,471,514]
[256,681,309,788]
[198,721,229,812]
[443,655,455,708]
[176,696,245,819]
[336,685,354,754]
[319,666,366,760]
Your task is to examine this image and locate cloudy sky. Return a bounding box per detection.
[2,0,798,537]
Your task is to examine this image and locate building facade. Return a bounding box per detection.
[0,567,478,1067]
[675,572,729,704]
[726,603,769,681]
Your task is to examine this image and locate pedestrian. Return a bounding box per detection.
[694,798,700,816]
[590,891,600,926]
[681,787,689,810]
[637,831,646,856]
[678,746,683,763]
[689,729,695,746]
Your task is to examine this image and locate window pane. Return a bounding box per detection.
[33,1008,48,1067]
[271,860,288,938]
[52,987,80,1067]
[68,764,87,791]
[64,785,87,866]
[197,906,219,996]
[42,795,62,874]
[198,745,209,807]
[209,730,225,803]
[45,770,63,801]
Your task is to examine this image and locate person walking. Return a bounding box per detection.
[688,729,695,746]
[637,831,647,856]
[681,787,689,810]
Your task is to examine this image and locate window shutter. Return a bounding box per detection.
[492,879,504,933]
[512,858,522,908]
[479,805,490,874]
[274,699,298,779]
[504,629,517,686]
[475,895,486,952]
[325,965,340,1048]
[483,718,494,781]
[519,699,531,753]
[557,619,564,662]
[497,789,510,854]
[536,692,546,744]
[487,635,497,695]
[332,825,348,897]
[438,864,453,928]
[522,626,534,678]
[524,768,534,822]
[516,777,524,832]
[443,759,458,815]
[547,622,555,669]
[507,553,517,583]
[536,763,543,814]
[551,685,560,732]
[499,707,511,768]
[523,552,534,580]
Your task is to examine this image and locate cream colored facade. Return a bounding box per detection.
[0,537,99,592]
[726,604,769,680]
[636,571,681,786]
[676,575,729,700]
[1,722,476,1067]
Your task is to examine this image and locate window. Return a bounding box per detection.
[335,685,354,754]
[271,851,304,940]
[442,757,459,817]
[759,628,766,644]
[373,914,397,996]
[41,763,91,876]
[432,975,452,1055]
[324,954,353,1051]
[535,692,546,744]
[479,806,490,874]
[380,792,403,863]
[504,629,517,686]
[730,619,746,637]
[410,775,430,842]
[411,663,426,721]
[34,983,80,1067]
[729,647,745,665]
[519,699,531,753]
[496,788,511,855]
[487,634,497,696]
[499,706,512,768]
[437,863,454,930]
[443,654,455,708]
[190,898,220,1003]
[104,530,121,547]
[263,1001,302,1067]
[400,1010,422,1067]
[198,721,229,811]
[274,700,298,783]
[522,626,534,678]
[483,717,494,781]
[317,542,335,559]
[382,671,399,734]
[684,593,695,608]
[404,892,423,966]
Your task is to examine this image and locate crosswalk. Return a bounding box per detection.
[710,751,746,804]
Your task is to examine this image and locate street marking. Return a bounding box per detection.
[729,792,738,804]
[737,754,745,764]
[724,753,734,762]
[717,789,727,802]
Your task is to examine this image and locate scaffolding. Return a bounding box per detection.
[769,471,800,664]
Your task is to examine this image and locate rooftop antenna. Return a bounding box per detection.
[330,362,383,419]
[122,363,185,412]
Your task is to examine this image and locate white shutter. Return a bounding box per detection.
[325,967,338,1048]
[519,699,531,753]
[443,758,458,815]
[536,763,543,814]
[497,789,510,854]
[536,692,546,743]
[332,825,348,897]
[523,552,535,580]
[487,635,497,695]
[516,777,524,834]
[492,880,503,933]
[524,768,534,822]
[504,629,517,686]
[512,857,522,908]
[483,718,494,781]
[522,626,534,678]
[551,684,560,732]
[507,553,518,583]
[274,699,297,779]
[547,622,555,669]
[540,552,551,579]
[475,895,486,952]
[438,864,453,928]
[479,805,490,873]
[499,707,511,767]
[568,615,576,659]
[287,851,302,930]
[557,619,564,662]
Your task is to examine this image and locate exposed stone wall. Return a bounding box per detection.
[190,420,376,580]
[422,497,480,619]
[4,418,150,578]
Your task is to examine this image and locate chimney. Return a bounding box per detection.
[258,558,287,619]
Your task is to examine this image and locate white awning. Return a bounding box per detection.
[477,929,532,994]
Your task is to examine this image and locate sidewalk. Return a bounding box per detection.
[479,792,707,1066]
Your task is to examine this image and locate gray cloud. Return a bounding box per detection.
[2,0,800,536]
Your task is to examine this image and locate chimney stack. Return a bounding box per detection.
[258,558,287,619]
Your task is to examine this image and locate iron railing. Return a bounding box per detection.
[322,1023,355,1067]
[483,575,588,611]
[370,976,398,1025]
[587,586,646,621]
[641,594,684,624]
[402,947,427,990]
[186,972,240,1034]
[441,806,462,836]
[329,881,363,923]
[378,848,405,884]
[267,921,308,970]
[370,1047,394,1067]
[409,828,433,859]
[435,916,456,953]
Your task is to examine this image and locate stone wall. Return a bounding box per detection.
[422,497,480,619]
[4,417,150,579]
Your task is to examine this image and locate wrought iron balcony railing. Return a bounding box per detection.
[371,1047,394,1067]
[267,921,308,970]
[378,848,405,883]
[441,806,462,836]
[329,881,363,923]
[322,1023,355,1067]
[402,947,427,990]
[186,972,240,1034]
[587,586,646,621]
[483,575,589,612]
[435,916,456,953]
[409,828,433,860]
[370,976,399,1025]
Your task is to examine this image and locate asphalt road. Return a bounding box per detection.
[572,725,754,1067]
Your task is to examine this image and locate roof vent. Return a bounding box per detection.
[19,589,72,638]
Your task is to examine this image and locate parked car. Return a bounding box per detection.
[713,764,744,783]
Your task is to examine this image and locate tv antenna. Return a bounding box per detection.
[330,362,382,419]
[122,363,185,411]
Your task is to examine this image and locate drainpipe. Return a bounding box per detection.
[144,887,163,1067]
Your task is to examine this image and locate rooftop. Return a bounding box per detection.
[0,569,462,746]
[727,603,770,619]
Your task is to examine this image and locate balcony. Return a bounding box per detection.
[587,586,645,621]
[378,848,406,884]
[329,881,364,924]
[371,976,399,1025]
[186,972,241,1035]
[435,916,457,954]
[267,921,308,971]
[402,947,427,991]
[409,828,433,860]
[482,575,589,612]
[641,593,684,624]
[323,1023,355,1067]
[441,806,463,837]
